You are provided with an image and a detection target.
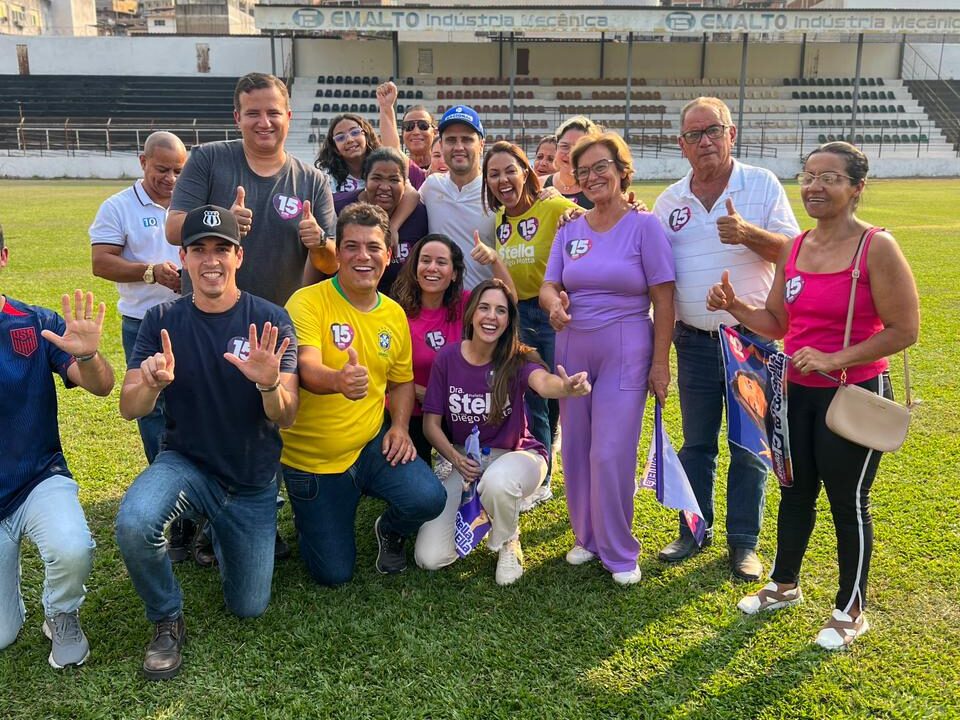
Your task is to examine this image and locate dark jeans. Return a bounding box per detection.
[772,374,891,612]
[282,424,446,586]
[674,323,768,549]
[122,315,165,464]
[115,451,277,621]
[518,298,556,480]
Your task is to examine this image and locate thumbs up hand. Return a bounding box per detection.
[298,199,325,249]
[549,290,572,332]
[231,185,253,238]
[716,197,746,246]
[469,229,498,266]
[337,346,369,400]
[706,269,738,312]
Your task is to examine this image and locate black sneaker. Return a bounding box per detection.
[166,518,196,564]
[191,519,217,568]
[143,614,186,681]
[374,515,407,574]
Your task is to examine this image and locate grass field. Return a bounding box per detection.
[0,178,958,720]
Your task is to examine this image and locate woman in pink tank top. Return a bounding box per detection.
[705,142,919,650]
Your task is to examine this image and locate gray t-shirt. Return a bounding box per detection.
[171,139,337,306]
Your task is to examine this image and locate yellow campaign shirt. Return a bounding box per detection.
[495,195,578,300]
[281,277,414,474]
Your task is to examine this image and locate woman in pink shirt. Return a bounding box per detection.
[393,235,514,462]
[707,141,919,650]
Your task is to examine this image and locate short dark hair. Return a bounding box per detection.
[335,202,391,250]
[234,73,289,113]
[362,146,408,180]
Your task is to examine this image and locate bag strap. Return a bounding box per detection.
[840,227,912,405]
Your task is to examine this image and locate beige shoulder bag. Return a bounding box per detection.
[824,228,913,453]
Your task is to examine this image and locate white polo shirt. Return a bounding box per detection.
[653,160,800,332]
[419,172,496,291]
[89,180,181,320]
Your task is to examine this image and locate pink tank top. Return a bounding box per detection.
[783,227,888,387]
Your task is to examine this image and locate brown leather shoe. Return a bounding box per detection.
[730,547,763,581]
[143,614,186,681]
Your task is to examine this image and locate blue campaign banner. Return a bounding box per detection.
[641,402,707,545]
[719,325,793,488]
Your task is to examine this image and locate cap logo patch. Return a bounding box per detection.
[203,210,222,228]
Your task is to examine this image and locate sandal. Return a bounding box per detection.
[737,581,803,615]
[815,609,869,650]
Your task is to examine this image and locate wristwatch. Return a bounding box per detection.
[143,264,156,284]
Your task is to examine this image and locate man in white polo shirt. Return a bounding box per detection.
[653,97,799,581]
[419,105,496,290]
[91,131,187,464]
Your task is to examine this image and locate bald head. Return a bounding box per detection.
[140,132,187,206]
[143,131,186,158]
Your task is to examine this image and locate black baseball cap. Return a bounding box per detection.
[181,205,240,247]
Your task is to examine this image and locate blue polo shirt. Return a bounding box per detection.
[0,298,75,521]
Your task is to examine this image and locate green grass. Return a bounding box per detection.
[0,178,958,719]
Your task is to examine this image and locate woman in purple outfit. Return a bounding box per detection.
[541,132,676,585]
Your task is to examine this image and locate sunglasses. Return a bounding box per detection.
[332,127,364,144]
[679,124,728,145]
[402,120,433,133]
[796,171,855,187]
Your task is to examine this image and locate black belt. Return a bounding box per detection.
[676,320,743,340]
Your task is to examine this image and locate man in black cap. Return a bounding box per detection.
[115,205,299,681]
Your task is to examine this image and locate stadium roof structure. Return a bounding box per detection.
[253,3,960,38]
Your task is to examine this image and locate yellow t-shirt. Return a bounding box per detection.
[281,278,414,474]
[495,195,578,300]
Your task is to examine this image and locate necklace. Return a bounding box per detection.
[192,289,241,308]
[553,173,579,194]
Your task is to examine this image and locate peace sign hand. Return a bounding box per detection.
[41,289,106,358]
[223,322,291,387]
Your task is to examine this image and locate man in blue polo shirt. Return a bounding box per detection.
[115,205,299,681]
[0,224,116,669]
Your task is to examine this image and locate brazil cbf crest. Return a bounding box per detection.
[378,330,392,357]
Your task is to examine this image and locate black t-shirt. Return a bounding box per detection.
[544,174,595,210]
[130,293,298,492]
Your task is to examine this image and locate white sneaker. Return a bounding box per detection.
[519,485,554,513]
[815,609,870,650]
[612,566,643,586]
[737,581,803,615]
[495,540,524,586]
[565,545,597,566]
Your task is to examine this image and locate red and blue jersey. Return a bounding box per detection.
[0,297,75,521]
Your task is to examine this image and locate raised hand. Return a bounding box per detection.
[706,269,737,312]
[223,322,291,387]
[716,198,747,246]
[154,261,182,293]
[376,80,398,110]
[625,190,648,213]
[140,328,176,390]
[470,229,498,266]
[298,200,325,249]
[41,289,105,358]
[231,185,253,238]
[548,290,572,331]
[556,364,591,397]
[337,346,369,400]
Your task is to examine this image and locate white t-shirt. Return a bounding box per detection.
[419,172,496,291]
[653,160,800,332]
[89,180,181,320]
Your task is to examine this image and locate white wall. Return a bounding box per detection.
[0,35,273,76]
[905,42,960,80]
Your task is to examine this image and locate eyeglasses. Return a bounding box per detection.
[332,127,364,144]
[402,120,433,133]
[679,124,728,145]
[796,171,855,187]
[573,159,615,182]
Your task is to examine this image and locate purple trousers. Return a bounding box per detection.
[555,319,652,573]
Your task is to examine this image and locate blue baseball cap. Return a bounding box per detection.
[438,105,484,138]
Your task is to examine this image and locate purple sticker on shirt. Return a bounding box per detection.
[497,221,513,245]
[273,193,303,220]
[565,237,592,260]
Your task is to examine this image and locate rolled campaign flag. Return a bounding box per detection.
[454,425,491,557]
[718,324,793,488]
[641,401,707,546]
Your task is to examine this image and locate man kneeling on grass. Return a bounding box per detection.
[115,205,299,680]
[0,224,115,669]
[280,202,446,586]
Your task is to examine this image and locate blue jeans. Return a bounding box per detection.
[282,424,446,586]
[115,451,277,622]
[518,298,556,478]
[0,475,95,649]
[674,324,768,549]
[122,315,165,464]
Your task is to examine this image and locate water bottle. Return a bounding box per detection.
[480,447,492,473]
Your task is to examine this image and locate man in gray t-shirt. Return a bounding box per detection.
[166,73,336,307]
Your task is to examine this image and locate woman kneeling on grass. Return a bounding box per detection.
[415,278,591,586]
[707,141,919,650]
